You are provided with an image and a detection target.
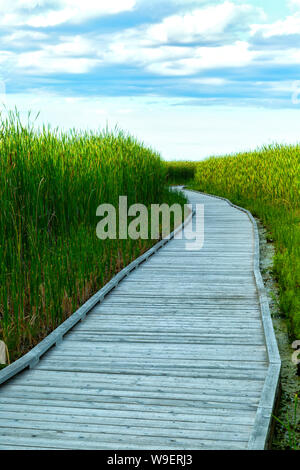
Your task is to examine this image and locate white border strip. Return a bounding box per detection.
[0,207,195,386]
[186,189,281,450]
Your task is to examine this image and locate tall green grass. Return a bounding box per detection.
[0,110,186,362]
[166,145,299,338]
[164,161,197,185]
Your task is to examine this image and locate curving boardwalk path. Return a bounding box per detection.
[0,189,280,450]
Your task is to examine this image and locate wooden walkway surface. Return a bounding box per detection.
[0,189,280,450]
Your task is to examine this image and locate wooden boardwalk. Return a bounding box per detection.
[0,189,280,450]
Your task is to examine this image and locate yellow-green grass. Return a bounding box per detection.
[168,146,299,338]
[0,111,187,363]
[164,161,197,185]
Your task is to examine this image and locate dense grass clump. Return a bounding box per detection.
[188,145,299,339]
[0,111,186,362]
[164,161,197,184]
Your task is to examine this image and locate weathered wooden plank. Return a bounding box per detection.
[17,367,268,386]
[62,336,265,346]
[0,395,259,415]
[121,277,254,284]
[54,337,265,348]
[93,303,261,311]
[113,288,258,296]
[77,324,263,333]
[67,328,264,339]
[35,340,267,355]
[75,325,264,334]
[32,365,267,381]
[10,367,266,385]
[6,377,264,394]
[81,320,263,328]
[80,318,263,326]
[115,283,257,291]
[0,418,252,442]
[0,403,256,425]
[92,306,261,314]
[104,298,258,306]
[0,433,248,450]
[45,348,267,365]
[0,445,61,450]
[1,391,259,413]
[4,373,263,392]
[48,339,269,353]
[0,410,254,433]
[73,321,264,329]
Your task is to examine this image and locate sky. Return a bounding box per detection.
[1,0,300,160]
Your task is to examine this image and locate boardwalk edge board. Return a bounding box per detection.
[0,207,195,386]
[186,188,281,450]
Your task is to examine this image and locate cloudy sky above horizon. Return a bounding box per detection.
[1,0,300,160]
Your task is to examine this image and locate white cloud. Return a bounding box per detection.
[0,0,265,78]
[85,1,262,76]
[45,36,93,57]
[189,77,229,86]
[104,38,191,66]
[251,12,300,37]
[10,1,49,8]
[288,0,300,9]
[0,50,14,65]
[147,1,258,44]
[3,30,48,45]
[99,22,256,76]
[147,41,255,76]
[0,0,136,27]
[269,48,300,65]
[243,44,300,69]
[17,50,99,74]
[14,35,99,74]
